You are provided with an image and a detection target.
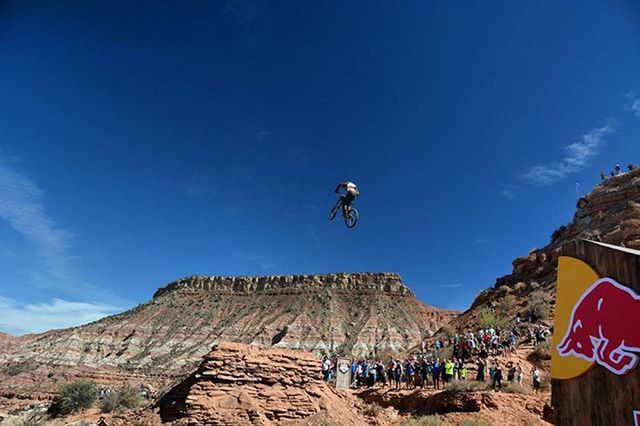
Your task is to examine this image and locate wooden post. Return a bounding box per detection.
[552,239,640,426]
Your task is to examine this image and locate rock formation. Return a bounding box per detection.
[155,341,367,425]
[0,272,455,412]
[455,168,640,328]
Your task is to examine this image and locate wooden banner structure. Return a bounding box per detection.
[552,239,640,426]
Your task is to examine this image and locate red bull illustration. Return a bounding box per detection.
[557,277,640,375]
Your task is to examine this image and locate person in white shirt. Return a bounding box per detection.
[334,180,359,217]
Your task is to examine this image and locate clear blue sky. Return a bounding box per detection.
[2,1,640,334]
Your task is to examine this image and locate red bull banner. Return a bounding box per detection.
[552,256,640,378]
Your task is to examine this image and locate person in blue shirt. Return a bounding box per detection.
[432,358,441,390]
[351,360,358,386]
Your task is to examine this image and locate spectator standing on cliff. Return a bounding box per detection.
[506,362,516,382]
[97,417,109,426]
[351,360,358,386]
[616,164,622,175]
[532,366,541,392]
[432,358,441,390]
[516,363,524,385]
[387,360,395,388]
[392,359,403,390]
[476,358,486,381]
[492,362,503,391]
[421,358,430,389]
[601,170,607,181]
[322,356,331,381]
[443,358,454,383]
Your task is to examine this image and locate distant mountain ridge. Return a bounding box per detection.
[0,272,455,411]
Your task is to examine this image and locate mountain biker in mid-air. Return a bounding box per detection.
[335,180,359,218]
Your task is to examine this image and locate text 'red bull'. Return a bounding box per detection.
[557,278,640,375]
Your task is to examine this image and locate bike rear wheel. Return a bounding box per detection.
[345,208,359,228]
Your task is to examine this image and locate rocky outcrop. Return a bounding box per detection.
[458,168,640,328]
[156,341,367,425]
[154,272,412,298]
[0,272,455,412]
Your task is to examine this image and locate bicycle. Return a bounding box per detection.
[329,195,359,228]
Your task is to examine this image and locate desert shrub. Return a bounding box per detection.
[100,384,144,413]
[3,410,48,426]
[401,414,445,426]
[479,307,510,329]
[527,291,550,321]
[529,342,552,363]
[445,380,490,393]
[362,402,383,417]
[317,419,339,426]
[52,380,99,415]
[497,294,516,313]
[441,325,455,339]
[498,285,511,294]
[437,345,453,361]
[501,381,530,395]
[513,282,526,292]
[458,417,491,426]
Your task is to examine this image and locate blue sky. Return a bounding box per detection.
[1,1,640,334]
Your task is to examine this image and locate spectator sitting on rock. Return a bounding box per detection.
[97,417,109,426]
[629,164,636,171]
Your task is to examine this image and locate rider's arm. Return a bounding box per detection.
[335,182,346,193]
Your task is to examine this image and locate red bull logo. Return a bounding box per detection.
[552,256,640,379]
[557,277,640,375]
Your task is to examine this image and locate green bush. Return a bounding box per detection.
[3,410,47,426]
[479,307,510,329]
[497,294,516,313]
[401,414,445,426]
[53,380,99,415]
[100,384,144,413]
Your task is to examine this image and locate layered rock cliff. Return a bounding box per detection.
[0,272,455,411]
[154,341,368,425]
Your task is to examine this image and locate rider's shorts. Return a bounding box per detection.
[343,190,357,205]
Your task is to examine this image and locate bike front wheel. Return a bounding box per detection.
[329,200,341,221]
[345,208,359,228]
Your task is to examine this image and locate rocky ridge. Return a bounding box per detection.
[0,272,455,412]
[455,168,640,328]
[153,341,367,425]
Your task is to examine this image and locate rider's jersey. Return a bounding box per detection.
[345,181,359,195]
